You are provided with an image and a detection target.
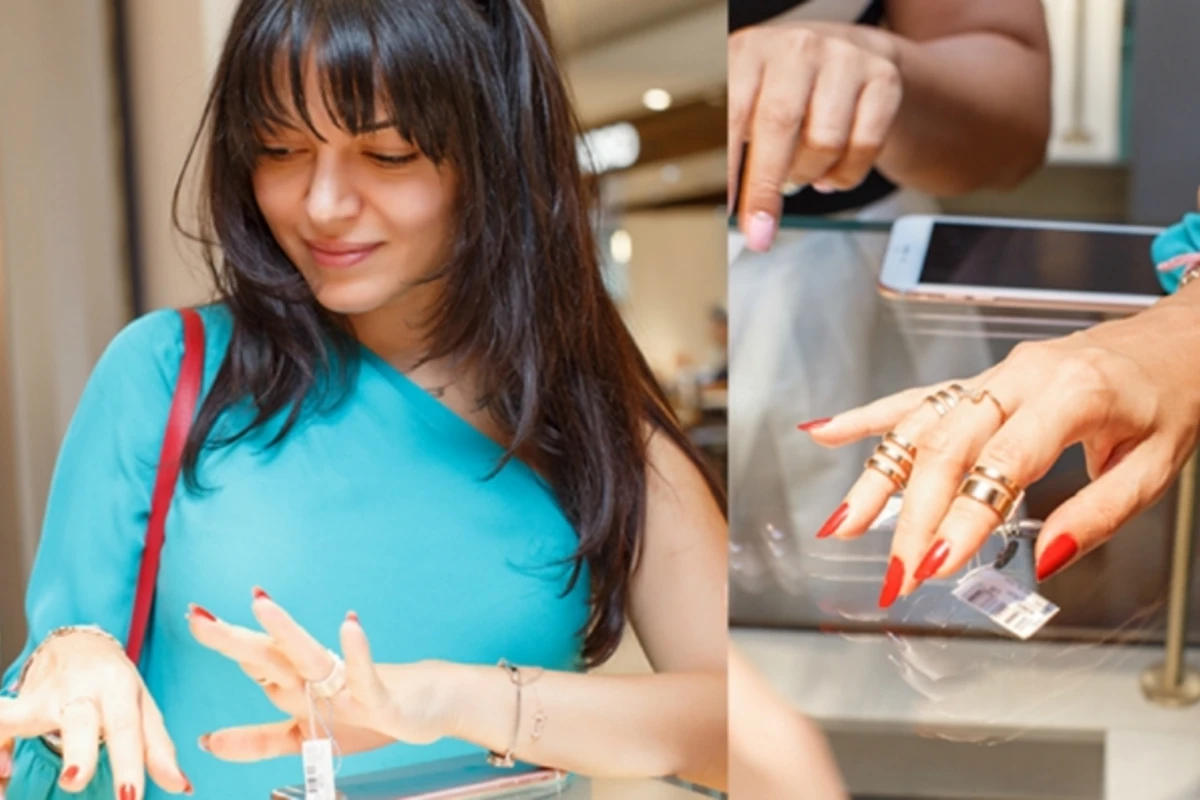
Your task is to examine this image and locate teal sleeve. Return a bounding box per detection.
[1151,212,1200,294]
[1,310,185,695]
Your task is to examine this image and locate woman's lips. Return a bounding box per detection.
[306,241,382,268]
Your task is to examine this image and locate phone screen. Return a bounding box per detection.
[919,222,1165,297]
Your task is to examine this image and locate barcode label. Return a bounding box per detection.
[953,567,1059,640]
[302,738,336,800]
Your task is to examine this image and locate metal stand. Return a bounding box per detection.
[1141,452,1200,707]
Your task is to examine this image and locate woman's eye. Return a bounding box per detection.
[367,152,419,167]
[260,145,300,160]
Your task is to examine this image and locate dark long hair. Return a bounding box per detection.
[174,0,724,666]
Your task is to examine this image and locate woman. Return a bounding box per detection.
[0,1,727,798]
[804,211,1200,604]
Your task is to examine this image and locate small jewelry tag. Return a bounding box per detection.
[953,566,1060,640]
[302,738,337,800]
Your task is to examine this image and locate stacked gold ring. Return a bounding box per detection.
[924,384,965,417]
[958,464,1023,521]
[865,431,917,490]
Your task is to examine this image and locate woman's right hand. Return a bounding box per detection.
[0,629,191,798]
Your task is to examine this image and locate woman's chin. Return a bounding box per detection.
[309,277,396,317]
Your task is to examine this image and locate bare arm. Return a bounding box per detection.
[873,0,1052,193]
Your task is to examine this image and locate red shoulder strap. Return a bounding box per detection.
[125,308,206,664]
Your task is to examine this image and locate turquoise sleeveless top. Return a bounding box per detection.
[2,305,589,799]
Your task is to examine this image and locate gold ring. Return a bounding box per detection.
[924,387,962,417]
[960,386,1008,423]
[883,431,917,460]
[969,464,1022,496]
[875,440,914,470]
[866,454,910,490]
[957,471,1022,521]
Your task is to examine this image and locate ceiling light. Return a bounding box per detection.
[642,88,672,112]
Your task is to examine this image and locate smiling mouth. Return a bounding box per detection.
[305,241,382,268]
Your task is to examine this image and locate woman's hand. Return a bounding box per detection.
[803,302,1200,605]
[0,629,191,797]
[188,590,458,761]
[729,21,902,252]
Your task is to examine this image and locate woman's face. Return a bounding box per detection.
[251,64,458,318]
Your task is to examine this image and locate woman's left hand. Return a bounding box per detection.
[187,590,458,761]
[802,305,1200,606]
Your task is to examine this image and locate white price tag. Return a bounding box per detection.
[953,567,1060,640]
[302,738,337,800]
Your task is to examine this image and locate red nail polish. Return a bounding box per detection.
[913,539,951,581]
[797,417,832,433]
[183,775,195,795]
[816,503,849,539]
[62,765,80,783]
[253,586,271,602]
[198,734,212,753]
[1037,534,1079,582]
[120,783,136,800]
[878,557,904,608]
[346,611,359,624]
[189,604,217,623]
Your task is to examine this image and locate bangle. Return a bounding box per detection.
[484,660,546,768]
[11,625,125,695]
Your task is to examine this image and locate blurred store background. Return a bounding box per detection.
[0,0,727,665]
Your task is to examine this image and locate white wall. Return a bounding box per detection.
[0,0,131,659]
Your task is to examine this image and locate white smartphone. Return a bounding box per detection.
[878,214,1166,313]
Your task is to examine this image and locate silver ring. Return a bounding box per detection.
[308,652,346,699]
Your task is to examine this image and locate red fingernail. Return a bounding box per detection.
[62,765,80,783]
[797,417,832,433]
[878,557,905,608]
[253,586,271,602]
[189,604,217,623]
[914,539,951,581]
[120,783,136,800]
[198,734,212,753]
[183,774,195,795]
[816,503,849,539]
[1037,534,1079,582]
[346,611,359,624]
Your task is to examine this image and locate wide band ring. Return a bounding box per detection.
[969,464,1022,496]
[866,454,911,491]
[959,386,1009,423]
[308,652,347,699]
[958,474,1021,521]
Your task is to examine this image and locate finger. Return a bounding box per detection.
[57,696,102,791]
[139,692,190,795]
[99,678,146,800]
[341,613,387,709]
[188,605,298,689]
[1035,440,1179,582]
[920,385,1106,582]
[251,590,336,682]
[891,398,1006,600]
[0,697,51,740]
[815,69,901,191]
[740,55,817,252]
[727,30,763,211]
[786,44,862,188]
[203,720,304,763]
[803,373,998,447]
[0,736,12,782]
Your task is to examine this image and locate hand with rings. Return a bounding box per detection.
[800,318,1200,608]
[187,588,453,763]
[0,627,191,797]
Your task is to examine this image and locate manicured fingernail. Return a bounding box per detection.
[878,556,904,608]
[198,734,212,753]
[120,783,136,800]
[797,417,832,433]
[346,611,359,624]
[183,774,194,795]
[0,746,11,778]
[188,604,217,623]
[914,539,951,581]
[1037,534,1079,582]
[746,211,777,252]
[816,503,850,539]
[253,586,271,602]
[62,765,80,783]
[812,181,837,194]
